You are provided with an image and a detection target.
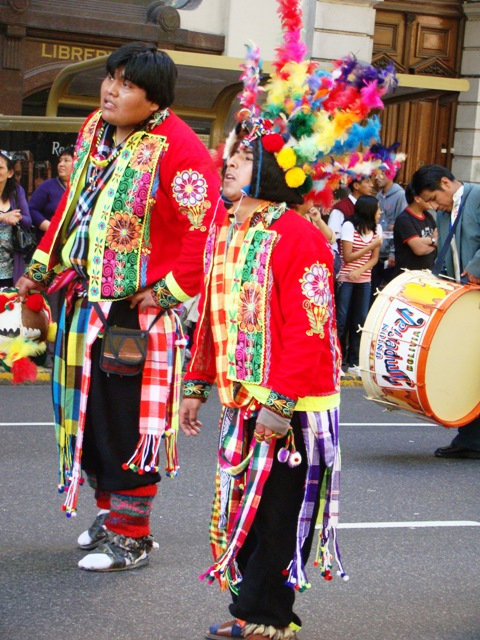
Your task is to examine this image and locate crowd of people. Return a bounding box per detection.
[1,22,479,640]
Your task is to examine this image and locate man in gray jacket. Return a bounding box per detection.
[411,164,480,459]
[371,170,407,301]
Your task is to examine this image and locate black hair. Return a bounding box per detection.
[410,164,455,195]
[106,42,177,109]
[59,145,75,159]
[351,195,379,234]
[405,183,415,205]
[0,151,18,204]
[349,176,370,193]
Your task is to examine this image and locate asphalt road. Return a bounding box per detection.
[0,383,479,640]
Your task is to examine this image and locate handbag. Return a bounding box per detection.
[12,224,37,257]
[92,301,163,377]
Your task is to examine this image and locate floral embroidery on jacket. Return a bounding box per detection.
[238,282,263,333]
[106,213,142,253]
[300,262,332,337]
[172,169,210,231]
[228,228,276,384]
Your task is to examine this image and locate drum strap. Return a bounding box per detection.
[432,190,470,278]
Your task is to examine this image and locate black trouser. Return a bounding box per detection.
[229,413,321,628]
[82,300,161,491]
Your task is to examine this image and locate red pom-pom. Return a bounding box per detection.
[262,133,285,153]
[121,463,129,470]
[25,293,44,313]
[0,294,9,313]
[12,357,37,384]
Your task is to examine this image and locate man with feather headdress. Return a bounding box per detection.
[179,2,397,638]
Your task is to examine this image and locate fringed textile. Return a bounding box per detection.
[243,623,298,640]
[284,407,347,589]
[205,407,346,594]
[200,419,276,590]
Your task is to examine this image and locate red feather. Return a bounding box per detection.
[12,357,37,385]
[313,186,334,211]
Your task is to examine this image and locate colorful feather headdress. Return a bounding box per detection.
[227,0,401,208]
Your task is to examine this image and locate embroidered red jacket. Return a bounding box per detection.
[184,204,341,418]
[29,109,224,305]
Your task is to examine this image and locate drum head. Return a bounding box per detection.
[425,288,480,424]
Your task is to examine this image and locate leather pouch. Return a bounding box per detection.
[99,325,148,376]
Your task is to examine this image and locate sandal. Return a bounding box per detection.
[205,619,245,640]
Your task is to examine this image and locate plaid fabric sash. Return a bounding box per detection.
[54,281,184,515]
[200,405,276,590]
[210,220,252,408]
[285,407,347,589]
[209,202,276,408]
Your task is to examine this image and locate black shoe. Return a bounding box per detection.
[78,531,154,571]
[77,511,109,550]
[434,444,480,459]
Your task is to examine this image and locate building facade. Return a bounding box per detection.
[1,0,479,192]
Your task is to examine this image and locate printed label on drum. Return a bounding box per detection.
[372,305,429,391]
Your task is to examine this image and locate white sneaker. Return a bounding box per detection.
[78,532,154,572]
[347,365,361,378]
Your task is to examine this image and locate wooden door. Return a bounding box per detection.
[373,1,463,181]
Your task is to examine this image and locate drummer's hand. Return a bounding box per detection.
[15,275,44,300]
[462,270,480,285]
[129,287,158,313]
[387,256,395,268]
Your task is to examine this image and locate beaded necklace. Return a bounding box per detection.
[89,122,121,168]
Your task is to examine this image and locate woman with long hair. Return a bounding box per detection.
[336,194,382,376]
[0,150,32,287]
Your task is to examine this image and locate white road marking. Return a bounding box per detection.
[1,421,436,427]
[334,520,480,529]
[0,422,55,426]
[341,422,437,426]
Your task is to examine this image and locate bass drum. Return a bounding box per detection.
[359,270,480,427]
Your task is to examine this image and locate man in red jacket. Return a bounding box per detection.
[16,42,223,572]
[179,117,344,640]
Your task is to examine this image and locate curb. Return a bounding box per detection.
[1,370,364,387]
[0,367,52,385]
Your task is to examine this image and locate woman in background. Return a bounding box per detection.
[336,194,382,376]
[0,150,32,287]
[29,146,75,237]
